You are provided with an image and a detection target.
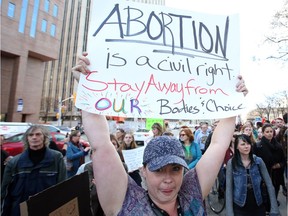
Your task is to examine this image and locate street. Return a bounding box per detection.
[206,190,287,215]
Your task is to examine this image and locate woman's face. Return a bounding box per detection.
[257,128,263,139]
[263,126,274,141]
[124,134,133,146]
[243,126,252,136]
[152,127,160,136]
[71,133,81,143]
[237,138,251,155]
[142,164,184,206]
[116,130,124,140]
[179,131,188,143]
[111,139,118,149]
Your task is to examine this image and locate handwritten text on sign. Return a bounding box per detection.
[76,0,245,119]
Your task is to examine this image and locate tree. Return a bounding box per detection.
[265,0,288,62]
[254,90,288,121]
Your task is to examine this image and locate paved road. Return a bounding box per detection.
[206,190,287,215]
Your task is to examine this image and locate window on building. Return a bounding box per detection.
[7,2,15,18]
[53,4,58,17]
[18,0,29,33]
[41,19,47,32]
[50,24,56,37]
[30,0,40,38]
[44,0,50,12]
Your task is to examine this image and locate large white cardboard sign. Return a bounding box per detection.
[76,0,245,119]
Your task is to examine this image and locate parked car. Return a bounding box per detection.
[41,124,68,135]
[134,128,152,145]
[55,125,71,135]
[1,132,89,156]
[1,133,24,156]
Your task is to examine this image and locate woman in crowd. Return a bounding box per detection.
[115,128,125,146]
[71,52,248,215]
[66,130,90,178]
[179,127,202,169]
[118,132,142,187]
[241,124,256,145]
[226,134,279,215]
[145,122,164,144]
[253,124,286,204]
[110,134,120,150]
[244,120,258,140]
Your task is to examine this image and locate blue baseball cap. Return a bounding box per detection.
[143,136,188,171]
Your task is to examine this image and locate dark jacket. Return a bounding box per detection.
[1,148,66,216]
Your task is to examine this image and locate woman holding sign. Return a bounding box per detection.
[72,53,248,215]
[117,132,142,187]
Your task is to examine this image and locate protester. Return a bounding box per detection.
[110,134,120,150]
[146,122,164,144]
[195,122,210,154]
[1,125,66,215]
[244,120,258,141]
[253,124,286,205]
[66,130,90,178]
[226,134,279,215]
[115,128,125,146]
[71,52,248,215]
[179,127,202,169]
[118,132,142,187]
[241,124,256,145]
[49,140,67,156]
[1,134,12,183]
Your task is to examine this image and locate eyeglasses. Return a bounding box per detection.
[180,134,186,137]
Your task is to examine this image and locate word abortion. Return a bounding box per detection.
[92,4,230,59]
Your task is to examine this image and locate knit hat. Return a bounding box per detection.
[143,136,188,171]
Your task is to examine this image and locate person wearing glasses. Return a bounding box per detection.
[179,127,202,169]
[66,130,90,178]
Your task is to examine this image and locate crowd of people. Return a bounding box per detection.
[0,53,286,216]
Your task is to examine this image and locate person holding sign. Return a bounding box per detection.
[118,132,142,187]
[72,53,248,215]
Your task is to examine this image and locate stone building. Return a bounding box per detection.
[1,0,64,122]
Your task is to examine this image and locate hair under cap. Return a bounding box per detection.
[143,136,188,171]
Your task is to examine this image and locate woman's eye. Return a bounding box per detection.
[172,166,181,172]
[155,168,163,172]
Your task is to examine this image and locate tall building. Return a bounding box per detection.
[40,0,165,125]
[1,0,64,123]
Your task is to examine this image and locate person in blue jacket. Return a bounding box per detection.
[225,134,280,216]
[66,130,90,178]
[1,125,66,216]
[179,127,202,169]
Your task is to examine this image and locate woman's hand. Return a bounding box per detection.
[72,52,90,82]
[236,75,248,96]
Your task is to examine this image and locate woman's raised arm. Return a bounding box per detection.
[72,53,128,215]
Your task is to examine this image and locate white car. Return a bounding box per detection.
[134,128,152,145]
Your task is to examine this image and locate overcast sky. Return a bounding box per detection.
[165,0,287,115]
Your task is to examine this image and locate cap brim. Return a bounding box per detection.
[147,155,189,172]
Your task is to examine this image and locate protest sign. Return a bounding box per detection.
[122,146,145,172]
[76,0,245,119]
[20,172,92,216]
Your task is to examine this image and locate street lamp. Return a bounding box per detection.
[58,96,73,126]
